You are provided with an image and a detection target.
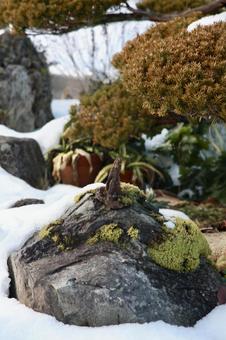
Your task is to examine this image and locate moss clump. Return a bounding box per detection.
[119,182,145,206]
[86,224,124,245]
[127,226,139,240]
[148,218,211,272]
[39,219,74,251]
[39,219,63,240]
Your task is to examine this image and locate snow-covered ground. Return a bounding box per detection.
[0,115,68,155]
[0,106,226,339]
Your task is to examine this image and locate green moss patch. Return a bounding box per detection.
[86,224,124,245]
[148,218,211,272]
[127,226,139,240]
[119,182,145,206]
[39,219,74,251]
[39,219,63,240]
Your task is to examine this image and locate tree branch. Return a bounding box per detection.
[27,0,226,35]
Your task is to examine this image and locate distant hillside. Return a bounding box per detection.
[51,74,91,99]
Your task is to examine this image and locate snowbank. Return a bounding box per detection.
[188,11,226,32]
[0,115,69,155]
[0,98,77,154]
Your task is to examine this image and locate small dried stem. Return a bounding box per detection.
[96,158,123,209]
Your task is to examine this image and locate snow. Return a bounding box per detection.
[160,208,190,222]
[144,129,169,151]
[187,11,226,32]
[51,99,79,118]
[0,115,69,155]
[168,163,180,186]
[30,21,153,78]
[160,208,190,230]
[164,221,176,229]
[0,99,72,154]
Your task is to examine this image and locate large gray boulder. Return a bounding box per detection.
[0,32,53,132]
[8,162,224,327]
[0,136,47,189]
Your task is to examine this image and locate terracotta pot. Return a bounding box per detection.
[53,151,103,187]
[75,153,102,187]
[120,169,134,184]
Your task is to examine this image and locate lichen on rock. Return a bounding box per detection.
[148,217,211,272]
[127,226,139,240]
[39,219,63,240]
[119,182,145,206]
[86,223,124,245]
[38,219,72,251]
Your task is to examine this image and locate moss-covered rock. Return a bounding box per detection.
[148,217,211,272]
[40,183,210,274]
[9,174,223,328]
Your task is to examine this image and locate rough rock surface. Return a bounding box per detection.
[0,32,53,131]
[8,162,224,327]
[0,136,47,189]
[10,199,45,208]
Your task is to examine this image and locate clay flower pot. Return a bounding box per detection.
[52,149,102,187]
[120,169,134,184]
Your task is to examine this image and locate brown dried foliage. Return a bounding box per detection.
[137,0,211,13]
[113,18,226,121]
[63,81,153,149]
[0,0,123,32]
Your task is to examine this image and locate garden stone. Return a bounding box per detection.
[10,199,45,208]
[0,32,53,131]
[0,136,47,189]
[8,160,224,327]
